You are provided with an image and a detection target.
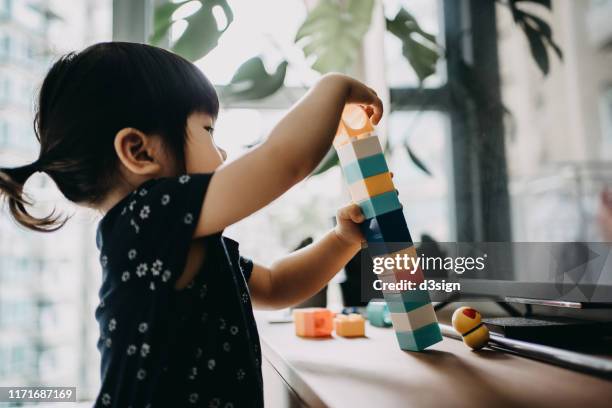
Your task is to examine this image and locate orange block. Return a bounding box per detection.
[293,308,334,337]
[334,313,366,337]
[348,172,394,202]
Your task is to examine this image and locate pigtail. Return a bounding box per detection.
[0,163,65,232]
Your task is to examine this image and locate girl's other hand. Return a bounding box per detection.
[334,203,365,246]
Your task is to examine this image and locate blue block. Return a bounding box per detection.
[395,322,443,351]
[383,291,432,313]
[358,191,402,219]
[359,209,413,256]
[343,154,389,184]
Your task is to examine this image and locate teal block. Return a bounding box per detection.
[383,291,431,313]
[342,154,388,184]
[366,301,392,327]
[358,191,402,219]
[395,322,443,351]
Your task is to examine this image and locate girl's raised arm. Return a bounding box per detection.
[195,73,383,237]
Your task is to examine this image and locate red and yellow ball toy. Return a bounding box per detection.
[451,306,490,350]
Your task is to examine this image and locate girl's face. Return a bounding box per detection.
[183,112,226,173]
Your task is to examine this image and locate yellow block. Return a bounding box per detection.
[348,172,394,202]
[334,313,365,337]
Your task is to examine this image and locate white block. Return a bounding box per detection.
[336,135,383,166]
[389,303,438,332]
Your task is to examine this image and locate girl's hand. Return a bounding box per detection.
[334,203,365,246]
[320,73,384,124]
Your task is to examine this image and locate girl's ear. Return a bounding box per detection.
[114,128,163,176]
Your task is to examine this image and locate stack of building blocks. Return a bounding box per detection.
[293,308,334,337]
[334,105,442,351]
[334,313,366,337]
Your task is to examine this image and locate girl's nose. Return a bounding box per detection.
[219,147,227,161]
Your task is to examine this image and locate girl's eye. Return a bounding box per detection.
[204,126,215,136]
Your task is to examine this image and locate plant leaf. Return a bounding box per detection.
[310,148,339,176]
[295,0,374,73]
[171,0,234,61]
[523,22,549,75]
[386,8,439,84]
[404,142,432,176]
[219,57,288,102]
[514,0,552,10]
[150,1,191,45]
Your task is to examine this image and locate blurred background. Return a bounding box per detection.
[0,0,611,402]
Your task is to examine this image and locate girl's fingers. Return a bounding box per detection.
[338,203,364,223]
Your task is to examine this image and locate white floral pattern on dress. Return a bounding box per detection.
[139,205,150,220]
[128,249,137,260]
[161,194,170,205]
[121,271,130,282]
[108,318,116,331]
[138,322,148,333]
[136,263,147,277]
[101,393,111,406]
[127,345,137,356]
[184,213,194,224]
[151,259,163,276]
[136,369,146,380]
[140,343,150,357]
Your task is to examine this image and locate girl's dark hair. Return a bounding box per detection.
[0,42,219,232]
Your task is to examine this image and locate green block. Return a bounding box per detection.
[395,322,443,351]
[358,191,402,219]
[342,154,388,184]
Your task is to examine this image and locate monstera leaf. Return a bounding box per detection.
[219,57,288,102]
[386,8,439,84]
[150,0,233,62]
[295,0,374,74]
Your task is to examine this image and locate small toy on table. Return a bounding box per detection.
[334,105,442,351]
[334,313,366,337]
[293,308,334,338]
[451,306,490,350]
[366,299,392,327]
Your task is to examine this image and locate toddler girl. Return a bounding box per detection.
[0,42,382,407]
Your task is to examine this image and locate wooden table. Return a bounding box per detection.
[257,314,612,408]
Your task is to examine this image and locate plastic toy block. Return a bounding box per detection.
[334,313,365,337]
[395,322,443,351]
[383,290,431,310]
[343,154,389,184]
[388,303,437,332]
[359,209,413,256]
[357,190,402,219]
[366,300,392,327]
[336,136,384,166]
[334,105,376,147]
[348,172,394,202]
[293,308,334,337]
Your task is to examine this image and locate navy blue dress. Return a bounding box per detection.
[94,174,263,407]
